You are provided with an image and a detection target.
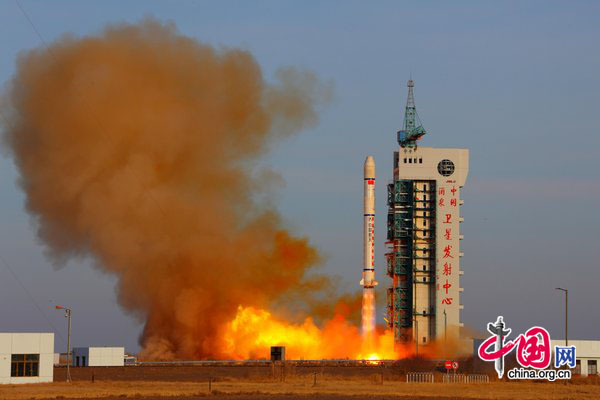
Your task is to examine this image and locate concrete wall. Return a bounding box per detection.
[0,333,54,384]
[72,347,124,367]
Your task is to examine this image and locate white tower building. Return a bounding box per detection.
[386,80,469,346]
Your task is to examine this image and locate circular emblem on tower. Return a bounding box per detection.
[437,159,455,177]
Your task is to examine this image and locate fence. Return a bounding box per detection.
[466,374,489,383]
[406,372,434,383]
[442,374,489,384]
[443,373,466,383]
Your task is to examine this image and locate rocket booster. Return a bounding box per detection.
[361,156,377,337]
[361,156,378,289]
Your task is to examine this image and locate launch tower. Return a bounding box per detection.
[386,80,469,346]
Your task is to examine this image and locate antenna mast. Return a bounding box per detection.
[397,80,426,148]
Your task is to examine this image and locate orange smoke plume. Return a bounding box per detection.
[1,18,336,359]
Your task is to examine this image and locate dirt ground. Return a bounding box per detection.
[20,396,490,400]
[54,364,409,382]
[3,379,600,400]
[0,365,598,400]
[51,359,492,382]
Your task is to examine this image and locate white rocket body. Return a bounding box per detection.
[361,156,377,336]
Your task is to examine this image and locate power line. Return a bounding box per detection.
[14,0,48,48]
[4,0,71,348]
[13,0,176,225]
[0,253,66,345]
[12,0,189,264]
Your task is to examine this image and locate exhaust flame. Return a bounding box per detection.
[221,306,400,360]
[361,289,376,338]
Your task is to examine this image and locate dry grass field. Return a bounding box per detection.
[1,366,599,399]
[2,379,600,400]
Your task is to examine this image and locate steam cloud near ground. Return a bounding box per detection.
[1,19,336,359]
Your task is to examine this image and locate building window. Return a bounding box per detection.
[409,158,412,164]
[404,158,407,163]
[423,336,427,343]
[575,360,581,375]
[11,354,39,377]
[589,360,598,375]
[419,158,423,164]
[423,277,426,282]
[424,194,427,201]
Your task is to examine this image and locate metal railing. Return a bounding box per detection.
[467,374,489,383]
[406,372,434,383]
[443,373,465,383]
[442,373,489,384]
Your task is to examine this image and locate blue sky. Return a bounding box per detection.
[1,0,599,353]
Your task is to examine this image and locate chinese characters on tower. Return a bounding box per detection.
[437,183,459,310]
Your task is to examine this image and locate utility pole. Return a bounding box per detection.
[555,288,568,346]
[56,306,72,383]
[443,309,447,344]
[443,309,447,359]
[414,317,419,357]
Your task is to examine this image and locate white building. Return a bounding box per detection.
[552,340,600,377]
[72,347,124,367]
[0,333,54,384]
[386,80,469,345]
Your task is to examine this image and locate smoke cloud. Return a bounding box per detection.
[1,19,333,359]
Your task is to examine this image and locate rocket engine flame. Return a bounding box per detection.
[222,306,400,360]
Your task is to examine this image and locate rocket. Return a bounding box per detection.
[361,156,377,336]
[361,156,377,288]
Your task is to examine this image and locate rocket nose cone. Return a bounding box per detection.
[364,156,375,178]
